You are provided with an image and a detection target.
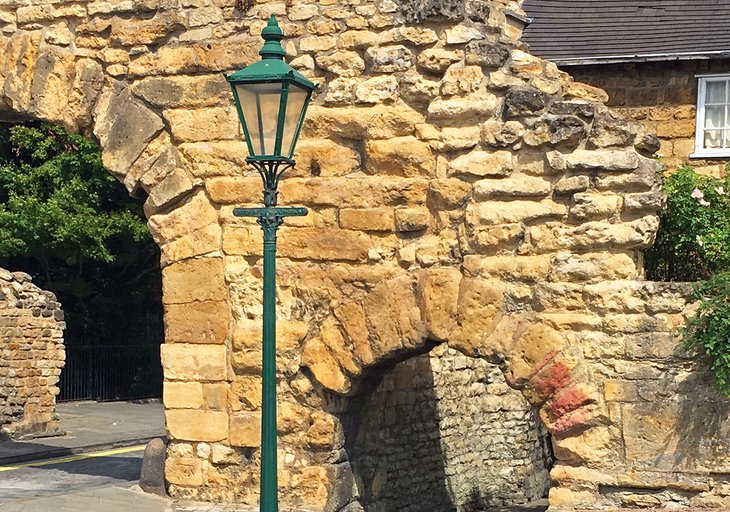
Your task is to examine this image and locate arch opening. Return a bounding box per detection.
[340,344,552,511]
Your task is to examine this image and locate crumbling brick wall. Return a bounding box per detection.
[0,269,65,440]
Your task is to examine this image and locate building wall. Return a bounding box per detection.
[0,269,65,439]
[568,59,730,176]
[2,1,730,510]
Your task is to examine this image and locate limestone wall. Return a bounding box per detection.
[346,346,551,510]
[0,269,65,439]
[2,0,730,510]
[568,59,730,177]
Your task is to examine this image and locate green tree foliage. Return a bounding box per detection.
[645,165,730,395]
[0,122,162,346]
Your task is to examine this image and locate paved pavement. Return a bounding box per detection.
[0,401,165,465]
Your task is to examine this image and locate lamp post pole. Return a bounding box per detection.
[225,16,316,512]
[234,172,306,512]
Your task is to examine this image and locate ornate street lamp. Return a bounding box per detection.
[225,15,316,512]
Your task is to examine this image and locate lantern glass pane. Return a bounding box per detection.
[235,82,283,157]
[281,84,309,158]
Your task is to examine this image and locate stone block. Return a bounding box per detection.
[448,150,513,177]
[148,190,219,246]
[166,409,228,442]
[278,228,369,261]
[164,300,228,344]
[473,174,551,199]
[394,208,429,232]
[163,107,240,143]
[222,226,262,257]
[162,258,226,305]
[165,456,203,486]
[417,268,461,341]
[569,193,623,221]
[355,75,399,104]
[29,46,75,124]
[131,74,230,109]
[203,383,228,410]
[164,381,204,409]
[303,104,424,140]
[365,136,434,177]
[301,338,351,395]
[229,411,262,447]
[93,80,164,176]
[160,224,222,267]
[428,95,501,120]
[316,51,365,77]
[339,208,395,231]
[470,200,567,226]
[548,149,640,172]
[417,48,464,74]
[428,179,472,209]
[145,168,195,212]
[366,45,413,72]
[160,344,227,382]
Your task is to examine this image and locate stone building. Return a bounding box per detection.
[0,270,65,439]
[522,1,730,176]
[1,0,730,510]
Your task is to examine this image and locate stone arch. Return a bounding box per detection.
[2,1,711,510]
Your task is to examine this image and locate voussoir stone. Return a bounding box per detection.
[93,80,164,176]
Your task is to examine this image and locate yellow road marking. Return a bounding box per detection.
[0,444,146,472]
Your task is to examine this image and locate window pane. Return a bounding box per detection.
[707,81,727,104]
[236,83,283,157]
[725,130,730,149]
[705,129,723,148]
[705,106,725,128]
[281,84,309,159]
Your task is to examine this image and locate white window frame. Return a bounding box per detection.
[692,73,730,159]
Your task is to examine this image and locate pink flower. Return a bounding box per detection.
[699,199,711,206]
[716,186,726,195]
[691,188,704,199]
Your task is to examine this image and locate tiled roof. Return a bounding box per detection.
[521,0,730,65]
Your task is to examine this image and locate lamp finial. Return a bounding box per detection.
[259,15,286,60]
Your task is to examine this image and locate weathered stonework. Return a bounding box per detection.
[2,0,730,510]
[568,59,730,177]
[346,346,552,510]
[0,269,65,439]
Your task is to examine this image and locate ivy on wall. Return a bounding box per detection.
[646,165,730,395]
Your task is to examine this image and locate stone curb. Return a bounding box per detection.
[0,435,166,466]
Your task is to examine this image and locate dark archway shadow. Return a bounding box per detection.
[341,352,456,512]
[337,346,553,512]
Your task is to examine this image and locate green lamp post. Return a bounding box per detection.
[225,15,316,512]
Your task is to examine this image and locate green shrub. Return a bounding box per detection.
[646,165,730,395]
[684,272,730,397]
[645,165,730,282]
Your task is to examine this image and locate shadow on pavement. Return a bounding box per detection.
[31,454,143,481]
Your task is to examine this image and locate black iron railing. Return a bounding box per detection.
[58,344,162,402]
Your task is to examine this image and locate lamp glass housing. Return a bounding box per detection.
[233,80,310,161]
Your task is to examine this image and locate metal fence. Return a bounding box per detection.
[58,344,163,402]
